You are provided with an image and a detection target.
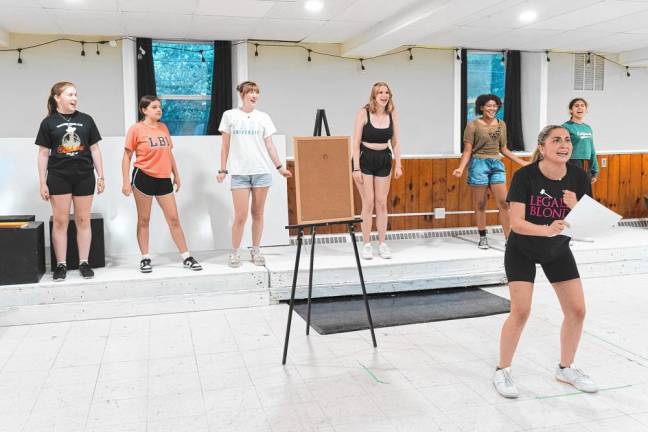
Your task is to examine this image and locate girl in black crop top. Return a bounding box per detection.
[352,82,402,260]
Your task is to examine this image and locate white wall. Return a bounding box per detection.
[547,52,648,151]
[521,52,547,151]
[0,136,289,255]
[247,44,456,156]
[0,34,125,137]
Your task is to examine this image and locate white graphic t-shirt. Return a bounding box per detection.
[218,108,277,175]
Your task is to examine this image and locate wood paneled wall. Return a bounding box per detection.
[286,153,648,235]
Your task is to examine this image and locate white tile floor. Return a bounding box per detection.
[1,273,648,431]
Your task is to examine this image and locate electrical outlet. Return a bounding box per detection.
[601,158,607,168]
[434,208,446,219]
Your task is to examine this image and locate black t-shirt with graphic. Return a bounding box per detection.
[35,111,102,177]
[507,161,592,260]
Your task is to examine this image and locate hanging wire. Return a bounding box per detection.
[1,36,645,75]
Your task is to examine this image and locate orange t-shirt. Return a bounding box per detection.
[125,122,174,178]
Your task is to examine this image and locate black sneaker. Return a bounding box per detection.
[140,258,152,273]
[183,256,203,271]
[53,263,67,282]
[79,262,95,279]
[478,236,489,249]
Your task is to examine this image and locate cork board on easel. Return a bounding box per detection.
[294,136,354,224]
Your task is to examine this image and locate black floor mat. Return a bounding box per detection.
[292,288,510,335]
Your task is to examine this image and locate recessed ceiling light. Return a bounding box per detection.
[518,10,537,23]
[304,0,324,13]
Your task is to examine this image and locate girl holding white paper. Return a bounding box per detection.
[492,125,597,399]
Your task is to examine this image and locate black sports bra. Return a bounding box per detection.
[361,108,393,144]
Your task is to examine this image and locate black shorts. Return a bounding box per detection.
[47,172,95,196]
[505,237,580,283]
[132,168,173,196]
[353,145,392,177]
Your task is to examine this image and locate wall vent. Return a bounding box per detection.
[574,53,604,91]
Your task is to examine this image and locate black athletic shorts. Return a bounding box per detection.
[132,168,173,196]
[505,236,580,283]
[353,144,392,177]
[47,172,95,196]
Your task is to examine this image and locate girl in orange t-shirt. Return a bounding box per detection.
[122,95,202,273]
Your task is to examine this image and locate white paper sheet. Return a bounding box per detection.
[562,194,622,238]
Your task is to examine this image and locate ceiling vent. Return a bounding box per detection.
[574,53,604,91]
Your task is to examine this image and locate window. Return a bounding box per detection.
[152,41,214,135]
[466,51,506,121]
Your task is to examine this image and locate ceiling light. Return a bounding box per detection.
[304,0,324,13]
[518,10,537,23]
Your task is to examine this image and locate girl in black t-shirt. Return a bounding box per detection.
[492,125,598,399]
[35,81,105,281]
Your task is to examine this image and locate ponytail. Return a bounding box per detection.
[534,125,566,162]
[47,81,75,115]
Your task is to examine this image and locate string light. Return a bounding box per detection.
[2,38,643,77]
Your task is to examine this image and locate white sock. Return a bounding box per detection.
[79,259,88,264]
[231,248,239,255]
[57,261,67,267]
[181,251,190,260]
[142,254,151,260]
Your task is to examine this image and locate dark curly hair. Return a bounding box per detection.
[474,94,502,116]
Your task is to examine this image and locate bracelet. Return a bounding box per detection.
[97,177,104,181]
[352,169,360,172]
[218,169,228,174]
[276,164,283,170]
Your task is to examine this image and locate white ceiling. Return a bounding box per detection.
[1,0,648,57]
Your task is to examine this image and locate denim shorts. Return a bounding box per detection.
[231,173,272,189]
[467,157,506,186]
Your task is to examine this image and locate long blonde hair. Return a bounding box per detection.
[365,82,395,113]
[532,125,566,162]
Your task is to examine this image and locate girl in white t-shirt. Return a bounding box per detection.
[218,81,292,267]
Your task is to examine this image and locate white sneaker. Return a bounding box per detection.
[555,365,598,393]
[361,243,373,260]
[378,242,392,259]
[228,252,241,268]
[250,247,266,266]
[493,367,519,398]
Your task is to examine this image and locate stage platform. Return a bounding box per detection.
[1,225,647,326]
